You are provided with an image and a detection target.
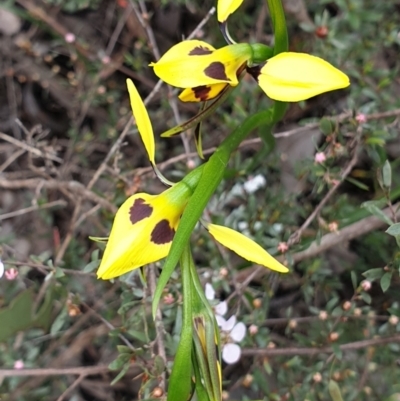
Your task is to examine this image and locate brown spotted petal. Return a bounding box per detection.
[178,83,228,102]
[150,41,252,88]
[97,181,194,280]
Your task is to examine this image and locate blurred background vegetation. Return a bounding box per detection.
[0,0,399,400]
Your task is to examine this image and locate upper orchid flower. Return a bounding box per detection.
[150,39,349,103]
[96,79,289,279]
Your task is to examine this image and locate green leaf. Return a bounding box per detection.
[328,380,344,401]
[320,118,335,135]
[83,259,100,273]
[362,201,393,225]
[346,177,369,191]
[386,223,400,237]
[110,362,131,385]
[380,271,393,293]
[331,343,342,360]
[0,288,55,342]
[362,267,384,281]
[154,355,166,376]
[351,271,358,290]
[382,160,392,189]
[361,292,372,304]
[50,306,68,335]
[108,354,131,371]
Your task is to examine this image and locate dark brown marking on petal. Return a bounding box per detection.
[204,62,229,81]
[151,219,175,244]
[129,198,153,225]
[193,85,211,101]
[189,46,213,56]
[246,64,263,81]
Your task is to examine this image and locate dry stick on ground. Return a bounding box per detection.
[0,199,67,221]
[0,178,116,212]
[241,333,400,357]
[0,365,110,378]
[0,132,62,163]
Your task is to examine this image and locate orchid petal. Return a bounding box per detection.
[207,224,289,273]
[151,41,251,88]
[258,52,350,102]
[126,79,155,164]
[178,83,228,102]
[217,0,244,22]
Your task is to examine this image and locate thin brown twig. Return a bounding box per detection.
[0,178,117,213]
[0,132,62,163]
[241,333,400,357]
[0,365,110,378]
[0,200,67,221]
[291,201,400,263]
[287,135,361,246]
[56,374,86,401]
[236,201,400,283]
[4,260,96,276]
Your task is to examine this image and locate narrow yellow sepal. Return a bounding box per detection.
[126,78,155,164]
[217,0,244,22]
[207,224,289,273]
[258,52,350,102]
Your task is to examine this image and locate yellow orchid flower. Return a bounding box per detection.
[150,40,252,102]
[151,39,349,102]
[97,170,202,280]
[96,79,289,279]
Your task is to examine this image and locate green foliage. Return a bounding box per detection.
[0,0,399,400]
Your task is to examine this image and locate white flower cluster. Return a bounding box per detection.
[205,283,246,364]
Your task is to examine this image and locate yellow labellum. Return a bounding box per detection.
[207,224,289,273]
[258,52,350,102]
[217,0,244,22]
[126,78,155,164]
[97,185,191,280]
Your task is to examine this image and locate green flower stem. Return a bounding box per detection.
[189,250,221,401]
[152,108,273,317]
[166,245,194,401]
[266,0,288,55]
